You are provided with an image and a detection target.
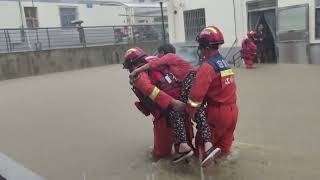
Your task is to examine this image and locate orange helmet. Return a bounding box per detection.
[247,31,256,38]
[123,47,147,69]
[196,26,224,48]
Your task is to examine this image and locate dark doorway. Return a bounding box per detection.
[248,10,277,63]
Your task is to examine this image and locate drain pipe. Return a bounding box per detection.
[232,0,238,43]
[18,0,31,48]
[18,0,24,29]
[225,0,239,60]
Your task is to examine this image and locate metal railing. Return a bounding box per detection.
[232,50,243,67]
[0,24,168,53]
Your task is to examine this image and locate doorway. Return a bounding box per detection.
[248,10,277,63]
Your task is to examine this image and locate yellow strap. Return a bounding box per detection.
[187,98,202,108]
[220,69,234,77]
[149,87,160,101]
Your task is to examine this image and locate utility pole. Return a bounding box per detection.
[160,2,166,42]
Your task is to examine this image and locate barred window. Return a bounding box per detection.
[24,7,39,28]
[183,8,206,41]
[59,7,78,27]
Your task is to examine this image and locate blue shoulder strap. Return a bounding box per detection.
[207,53,230,73]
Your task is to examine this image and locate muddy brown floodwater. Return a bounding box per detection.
[0,64,319,180]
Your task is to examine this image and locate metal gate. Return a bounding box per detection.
[277,4,310,64]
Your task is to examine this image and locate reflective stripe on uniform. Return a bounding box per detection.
[206,27,218,34]
[220,69,234,77]
[149,87,160,101]
[187,98,201,108]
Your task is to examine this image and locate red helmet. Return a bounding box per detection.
[196,26,224,47]
[123,47,147,69]
[247,31,256,38]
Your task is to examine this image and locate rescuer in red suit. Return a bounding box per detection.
[241,31,257,69]
[183,26,239,167]
[123,47,193,160]
[129,46,219,166]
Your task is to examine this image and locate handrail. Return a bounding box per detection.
[225,39,237,60]
[0,23,168,31]
[0,24,168,53]
[232,50,242,67]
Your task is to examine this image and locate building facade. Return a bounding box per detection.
[167,0,320,64]
[0,0,130,29]
[0,0,166,29]
[0,0,168,53]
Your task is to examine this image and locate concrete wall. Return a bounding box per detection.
[167,0,185,44]
[0,1,22,29]
[167,0,320,64]
[167,0,320,44]
[310,43,320,64]
[0,42,161,81]
[168,0,238,47]
[185,0,236,47]
[278,0,310,7]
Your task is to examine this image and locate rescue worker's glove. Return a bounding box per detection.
[134,101,151,116]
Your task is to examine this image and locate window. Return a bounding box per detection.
[316,1,320,39]
[24,7,39,28]
[59,7,78,27]
[277,5,308,42]
[278,6,307,32]
[183,8,206,41]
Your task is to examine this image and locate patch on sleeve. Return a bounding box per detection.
[220,69,234,77]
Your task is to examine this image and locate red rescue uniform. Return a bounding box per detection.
[132,71,193,158]
[241,38,257,69]
[186,51,238,158]
[148,53,196,82]
[132,71,174,158]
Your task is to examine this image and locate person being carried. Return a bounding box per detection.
[130,44,216,166]
[123,47,189,161]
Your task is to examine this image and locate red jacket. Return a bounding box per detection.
[241,38,257,59]
[148,53,196,82]
[186,52,237,116]
[132,71,174,120]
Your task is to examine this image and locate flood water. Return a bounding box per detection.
[0,64,319,180]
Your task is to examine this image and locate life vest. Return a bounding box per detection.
[144,56,181,99]
[240,39,257,59]
[148,65,181,99]
[132,65,181,119]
